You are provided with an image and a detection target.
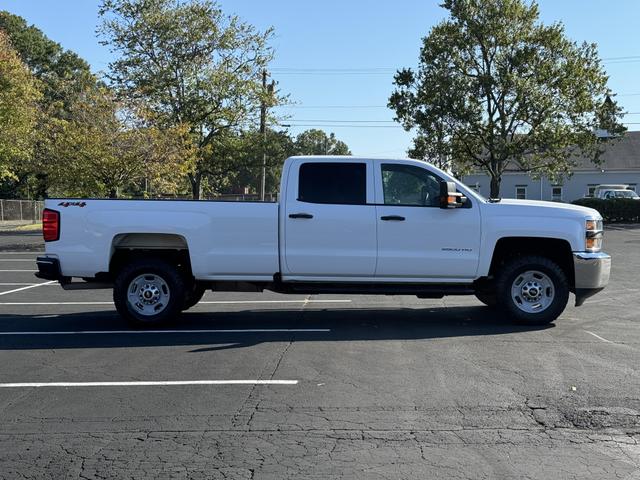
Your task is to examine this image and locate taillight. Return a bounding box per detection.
[42,209,60,242]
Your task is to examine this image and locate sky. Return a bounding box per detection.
[2,0,640,157]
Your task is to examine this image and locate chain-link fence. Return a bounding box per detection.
[155,193,278,202]
[0,200,45,222]
[210,193,278,202]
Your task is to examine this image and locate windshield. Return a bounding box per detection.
[605,190,639,199]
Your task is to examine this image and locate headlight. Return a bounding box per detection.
[585,219,603,252]
[586,219,602,232]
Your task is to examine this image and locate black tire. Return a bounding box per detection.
[183,283,207,311]
[495,255,569,325]
[475,292,497,308]
[113,257,186,327]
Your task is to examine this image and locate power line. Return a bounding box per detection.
[272,67,395,70]
[273,56,640,70]
[602,55,640,61]
[272,67,395,73]
[283,121,640,128]
[274,93,640,110]
[285,123,403,128]
[287,119,396,123]
[602,55,640,64]
[275,105,388,109]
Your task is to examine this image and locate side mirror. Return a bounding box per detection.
[439,181,466,209]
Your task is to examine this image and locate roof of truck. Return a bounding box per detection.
[287,155,414,161]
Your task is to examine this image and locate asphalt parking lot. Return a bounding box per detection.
[0,227,639,479]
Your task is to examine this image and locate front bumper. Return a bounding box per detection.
[573,251,611,306]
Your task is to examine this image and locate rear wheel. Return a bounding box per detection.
[183,282,207,311]
[475,292,497,308]
[114,258,186,327]
[495,255,569,325]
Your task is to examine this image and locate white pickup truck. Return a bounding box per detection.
[36,156,611,327]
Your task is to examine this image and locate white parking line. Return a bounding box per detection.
[0,328,330,335]
[0,281,56,297]
[205,299,350,305]
[0,380,298,388]
[584,330,615,344]
[0,252,43,255]
[0,299,352,306]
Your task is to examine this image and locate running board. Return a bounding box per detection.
[61,281,113,290]
[272,282,474,296]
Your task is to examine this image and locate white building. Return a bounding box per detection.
[461,131,640,202]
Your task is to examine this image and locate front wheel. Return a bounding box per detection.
[495,255,569,325]
[114,258,186,327]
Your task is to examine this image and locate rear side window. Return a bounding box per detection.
[298,162,367,205]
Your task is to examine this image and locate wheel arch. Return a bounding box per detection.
[487,237,575,289]
[108,233,193,280]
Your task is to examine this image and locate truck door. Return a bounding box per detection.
[374,161,481,280]
[282,159,377,278]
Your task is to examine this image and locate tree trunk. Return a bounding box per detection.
[189,172,202,200]
[490,174,501,198]
[35,173,48,199]
[108,187,118,199]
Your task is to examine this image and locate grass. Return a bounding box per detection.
[8,223,42,232]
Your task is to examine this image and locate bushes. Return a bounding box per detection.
[572,198,640,223]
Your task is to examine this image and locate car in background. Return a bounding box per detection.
[593,185,640,200]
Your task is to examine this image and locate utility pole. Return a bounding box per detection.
[259,69,275,201]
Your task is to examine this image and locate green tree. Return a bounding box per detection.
[294,129,351,156]
[98,0,281,199]
[0,30,40,181]
[389,0,625,197]
[0,11,97,198]
[196,127,353,197]
[44,86,192,198]
[0,11,94,110]
[211,129,296,196]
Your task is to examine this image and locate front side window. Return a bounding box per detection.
[298,162,366,205]
[381,164,441,207]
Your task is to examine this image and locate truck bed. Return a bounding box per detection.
[44,199,280,281]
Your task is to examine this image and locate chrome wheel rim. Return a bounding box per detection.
[127,274,170,316]
[510,270,554,314]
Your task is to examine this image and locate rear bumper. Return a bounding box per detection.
[35,256,67,282]
[573,251,611,306]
